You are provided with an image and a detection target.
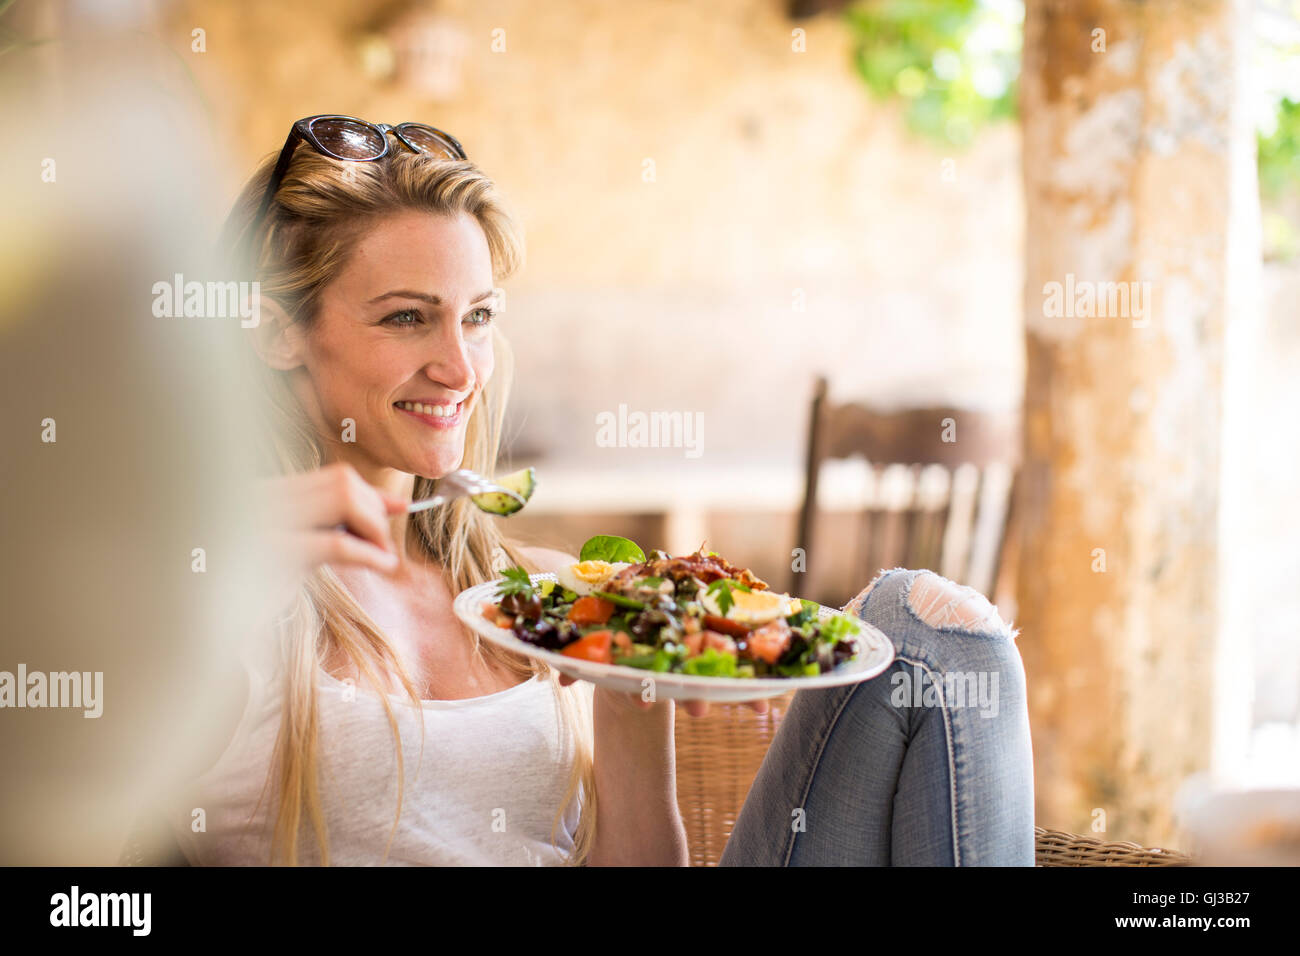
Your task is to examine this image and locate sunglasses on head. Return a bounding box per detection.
[251,114,468,234]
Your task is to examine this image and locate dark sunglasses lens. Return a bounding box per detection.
[398,125,462,158]
[309,118,387,159]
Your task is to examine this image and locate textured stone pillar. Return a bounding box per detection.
[1017,0,1250,847]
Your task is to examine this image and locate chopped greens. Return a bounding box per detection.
[705,578,751,615]
[683,647,738,677]
[482,542,864,679]
[496,566,537,599]
[591,590,646,610]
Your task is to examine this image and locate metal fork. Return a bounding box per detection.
[407,467,525,514]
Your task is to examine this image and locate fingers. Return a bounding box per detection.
[287,529,399,575]
[264,463,400,573]
[676,699,769,717]
[558,674,768,719]
[278,464,394,549]
[320,464,398,555]
[682,699,709,718]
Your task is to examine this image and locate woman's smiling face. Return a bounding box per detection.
[287,210,497,481]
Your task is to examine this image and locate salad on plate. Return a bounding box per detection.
[480,535,864,678]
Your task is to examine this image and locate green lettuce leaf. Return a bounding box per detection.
[682,647,738,677]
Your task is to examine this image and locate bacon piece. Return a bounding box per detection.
[606,549,769,594]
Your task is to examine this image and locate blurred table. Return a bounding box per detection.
[518,460,877,555]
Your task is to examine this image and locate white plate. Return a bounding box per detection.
[453,573,896,702]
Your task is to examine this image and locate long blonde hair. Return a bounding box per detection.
[221,142,596,866]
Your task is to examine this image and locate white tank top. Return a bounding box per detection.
[168,639,588,866]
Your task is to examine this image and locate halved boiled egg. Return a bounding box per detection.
[557,560,631,597]
[699,587,802,626]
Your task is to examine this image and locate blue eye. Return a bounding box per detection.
[465,307,497,327]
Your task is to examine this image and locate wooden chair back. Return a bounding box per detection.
[791,375,1021,605]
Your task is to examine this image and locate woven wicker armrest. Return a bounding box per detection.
[1033,826,1193,866]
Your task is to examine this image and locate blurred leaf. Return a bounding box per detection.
[1259,98,1300,200]
[843,0,1021,148]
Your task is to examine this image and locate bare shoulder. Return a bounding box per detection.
[517,544,578,574]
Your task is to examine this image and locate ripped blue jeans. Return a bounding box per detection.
[718,568,1036,866]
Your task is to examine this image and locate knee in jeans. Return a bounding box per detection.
[842,566,910,619]
[905,570,1016,640]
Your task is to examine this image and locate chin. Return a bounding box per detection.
[407,447,466,480]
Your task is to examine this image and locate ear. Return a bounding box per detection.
[249,297,306,371]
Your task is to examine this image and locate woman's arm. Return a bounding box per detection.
[517,545,690,866]
[588,688,690,866]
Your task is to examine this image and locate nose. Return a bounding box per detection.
[422,316,475,394]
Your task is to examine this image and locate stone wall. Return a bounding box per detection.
[164,0,1025,471]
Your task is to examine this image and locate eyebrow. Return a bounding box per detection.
[367,289,497,306]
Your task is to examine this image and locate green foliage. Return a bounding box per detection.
[843,0,1300,258]
[1259,99,1300,261]
[1254,1,1300,259]
[843,0,1022,148]
[1258,99,1300,199]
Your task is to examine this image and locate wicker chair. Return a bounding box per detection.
[675,690,1193,866]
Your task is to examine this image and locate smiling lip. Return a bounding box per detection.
[394,399,466,429]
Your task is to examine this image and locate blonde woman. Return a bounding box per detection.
[170,115,1035,867]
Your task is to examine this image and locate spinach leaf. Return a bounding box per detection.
[579,534,646,564]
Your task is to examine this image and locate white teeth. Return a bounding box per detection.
[397,401,458,417]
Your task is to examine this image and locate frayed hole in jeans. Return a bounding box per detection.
[906,571,1013,638]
